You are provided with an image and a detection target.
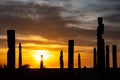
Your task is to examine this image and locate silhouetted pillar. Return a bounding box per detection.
[68,40,74,69]
[106,45,110,69]
[78,53,81,69]
[19,43,22,69]
[112,45,117,69]
[93,47,97,69]
[97,17,105,80]
[60,50,64,69]
[97,17,105,70]
[78,53,81,80]
[7,30,15,70]
[93,47,97,80]
[40,55,43,69]
[68,40,74,80]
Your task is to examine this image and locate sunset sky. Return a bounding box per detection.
[0,0,120,68]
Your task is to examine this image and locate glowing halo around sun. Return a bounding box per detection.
[34,50,49,62]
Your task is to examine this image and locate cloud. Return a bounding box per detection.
[0,1,79,38]
[0,0,120,48]
[104,13,120,23]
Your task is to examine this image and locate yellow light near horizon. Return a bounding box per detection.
[34,50,49,62]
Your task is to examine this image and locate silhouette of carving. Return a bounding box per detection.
[97,17,105,69]
[7,30,15,70]
[97,17,105,80]
[78,53,81,69]
[93,47,97,69]
[68,40,74,69]
[19,43,22,69]
[60,50,64,69]
[93,47,97,80]
[40,55,43,69]
[106,45,110,69]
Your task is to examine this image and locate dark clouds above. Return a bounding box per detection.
[0,0,120,47]
[87,1,120,24]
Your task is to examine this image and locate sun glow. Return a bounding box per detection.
[34,50,49,62]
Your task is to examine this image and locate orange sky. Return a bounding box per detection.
[0,38,94,68]
[0,36,120,68]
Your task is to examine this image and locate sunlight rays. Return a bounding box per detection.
[34,50,49,62]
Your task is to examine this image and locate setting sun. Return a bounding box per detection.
[34,50,49,62]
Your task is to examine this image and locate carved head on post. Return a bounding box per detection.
[97,17,104,38]
[98,17,103,24]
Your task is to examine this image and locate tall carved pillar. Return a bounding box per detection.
[97,17,105,80]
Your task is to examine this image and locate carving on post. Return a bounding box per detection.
[106,45,110,69]
[19,43,22,69]
[93,47,97,69]
[60,50,64,69]
[40,55,43,69]
[7,30,15,70]
[78,53,81,69]
[97,17,105,70]
[97,17,105,80]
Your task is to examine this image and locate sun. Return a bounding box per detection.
[34,50,49,62]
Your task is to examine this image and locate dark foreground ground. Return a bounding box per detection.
[0,68,120,80]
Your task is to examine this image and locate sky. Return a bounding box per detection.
[0,0,120,68]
